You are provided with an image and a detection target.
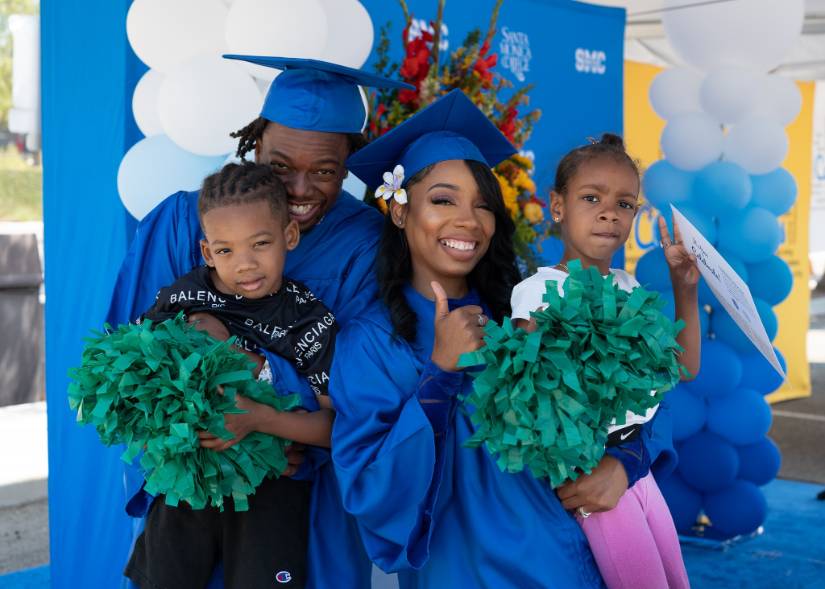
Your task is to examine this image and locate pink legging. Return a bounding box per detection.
[577,474,690,589]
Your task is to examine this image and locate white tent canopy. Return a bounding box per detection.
[584,0,825,80]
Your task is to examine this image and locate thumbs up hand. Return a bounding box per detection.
[430,281,487,372]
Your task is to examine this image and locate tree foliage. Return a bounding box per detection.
[0,0,38,128]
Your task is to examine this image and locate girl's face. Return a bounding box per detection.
[390,160,496,298]
[551,157,639,272]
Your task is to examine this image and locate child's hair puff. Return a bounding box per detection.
[554,133,640,195]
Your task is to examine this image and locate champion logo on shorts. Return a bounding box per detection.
[275,570,292,584]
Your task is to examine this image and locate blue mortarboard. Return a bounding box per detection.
[346,89,517,188]
[223,55,414,134]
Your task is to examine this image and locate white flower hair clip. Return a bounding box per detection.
[374,164,407,205]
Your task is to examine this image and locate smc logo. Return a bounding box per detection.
[575,48,606,75]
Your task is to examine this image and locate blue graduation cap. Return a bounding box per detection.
[223,55,414,134]
[346,89,517,188]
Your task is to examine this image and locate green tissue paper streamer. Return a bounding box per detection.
[461,260,684,488]
[68,314,300,511]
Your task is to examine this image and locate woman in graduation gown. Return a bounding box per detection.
[331,90,676,588]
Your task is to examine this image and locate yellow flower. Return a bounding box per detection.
[495,172,519,218]
[513,168,536,195]
[511,153,533,169]
[523,201,544,224]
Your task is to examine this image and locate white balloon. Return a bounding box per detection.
[225,0,329,81]
[319,0,374,68]
[132,69,164,137]
[126,0,228,73]
[118,135,225,221]
[662,0,804,73]
[700,67,760,125]
[723,117,789,174]
[158,55,263,156]
[649,67,704,121]
[661,112,724,171]
[747,75,802,126]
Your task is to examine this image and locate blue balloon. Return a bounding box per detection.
[678,431,739,492]
[117,134,226,221]
[684,339,743,396]
[737,438,781,486]
[704,480,767,538]
[692,161,752,217]
[707,388,772,446]
[657,473,703,534]
[657,290,710,336]
[739,348,787,395]
[642,160,694,211]
[657,204,717,246]
[634,247,672,292]
[711,299,777,354]
[717,206,782,264]
[667,385,707,441]
[751,168,797,216]
[747,255,793,306]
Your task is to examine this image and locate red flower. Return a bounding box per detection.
[473,40,498,86]
[499,106,518,141]
[370,103,388,135]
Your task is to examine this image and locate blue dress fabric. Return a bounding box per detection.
[331,286,612,589]
[105,189,382,589]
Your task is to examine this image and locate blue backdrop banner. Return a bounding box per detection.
[361,0,625,201]
[42,2,624,587]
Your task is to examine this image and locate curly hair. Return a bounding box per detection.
[553,133,640,194]
[230,116,368,161]
[198,162,289,228]
[377,160,522,342]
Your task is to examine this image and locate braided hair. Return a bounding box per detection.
[377,160,522,342]
[230,117,369,161]
[198,162,289,228]
[553,133,640,195]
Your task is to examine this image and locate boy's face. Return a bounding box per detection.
[200,200,300,299]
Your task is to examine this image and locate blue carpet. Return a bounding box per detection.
[0,480,821,588]
[683,479,825,588]
[0,566,48,589]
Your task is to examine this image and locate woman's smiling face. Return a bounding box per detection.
[391,159,496,297]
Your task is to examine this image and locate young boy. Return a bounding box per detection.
[124,162,336,589]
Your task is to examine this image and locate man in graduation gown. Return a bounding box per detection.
[106,55,413,589]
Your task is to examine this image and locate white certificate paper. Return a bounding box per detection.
[670,205,786,378]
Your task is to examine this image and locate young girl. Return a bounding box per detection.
[510,134,700,589]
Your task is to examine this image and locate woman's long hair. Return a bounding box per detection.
[376,160,522,342]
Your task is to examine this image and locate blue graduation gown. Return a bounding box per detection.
[106,189,382,589]
[331,287,609,589]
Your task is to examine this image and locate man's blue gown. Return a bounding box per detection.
[106,189,382,589]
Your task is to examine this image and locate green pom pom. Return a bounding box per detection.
[460,260,684,487]
[68,314,300,511]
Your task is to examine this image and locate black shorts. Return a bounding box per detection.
[125,476,311,589]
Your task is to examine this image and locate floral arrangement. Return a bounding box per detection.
[365,0,547,269]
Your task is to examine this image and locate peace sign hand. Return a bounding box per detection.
[658,216,700,289]
[430,281,487,372]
